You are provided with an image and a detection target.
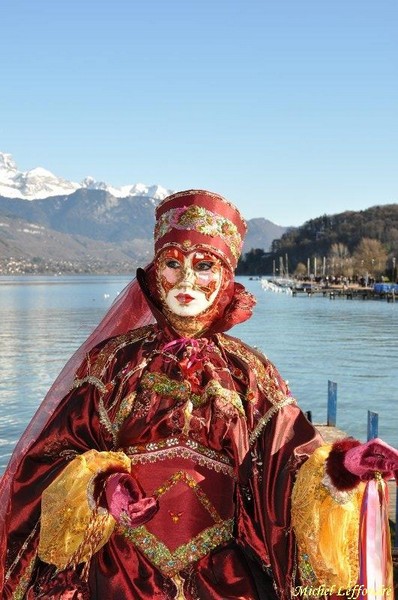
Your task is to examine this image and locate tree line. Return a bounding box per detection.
[237,204,398,282]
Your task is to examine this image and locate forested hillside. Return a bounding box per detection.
[237,204,398,280]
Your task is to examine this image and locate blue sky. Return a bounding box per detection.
[1,0,397,225]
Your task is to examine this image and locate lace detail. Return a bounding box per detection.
[249,396,296,445]
[126,436,235,479]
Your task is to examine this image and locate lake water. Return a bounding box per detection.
[0,275,397,472]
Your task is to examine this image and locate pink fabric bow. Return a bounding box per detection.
[163,337,200,358]
[342,438,397,599]
[344,437,398,481]
[162,338,214,387]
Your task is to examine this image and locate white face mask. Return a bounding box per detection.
[157,248,224,317]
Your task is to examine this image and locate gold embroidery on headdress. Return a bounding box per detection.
[155,205,243,261]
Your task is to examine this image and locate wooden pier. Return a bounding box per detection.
[292,285,396,302]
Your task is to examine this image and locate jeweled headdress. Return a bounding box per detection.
[154,190,247,270]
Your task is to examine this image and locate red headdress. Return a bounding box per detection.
[154,189,247,270]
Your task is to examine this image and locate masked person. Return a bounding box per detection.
[1,190,396,600]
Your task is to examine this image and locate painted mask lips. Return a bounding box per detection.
[175,293,195,304]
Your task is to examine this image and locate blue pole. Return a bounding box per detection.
[327,381,337,427]
[367,411,378,440]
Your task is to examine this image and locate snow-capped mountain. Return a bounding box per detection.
[0,151,287,276]
[80,176,171,201]
[0,152,172,201]
[0,153,80,199]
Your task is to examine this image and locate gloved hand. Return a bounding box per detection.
[104,472,158,527]
[343,437,398,481]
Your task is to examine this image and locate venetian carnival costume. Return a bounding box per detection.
[0,190,397,600]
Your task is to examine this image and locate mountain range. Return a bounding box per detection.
[0,152,172,201]
[0,153,287,274]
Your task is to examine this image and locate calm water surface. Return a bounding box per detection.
[0,275,397,472]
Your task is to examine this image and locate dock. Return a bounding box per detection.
[293,285,397,302]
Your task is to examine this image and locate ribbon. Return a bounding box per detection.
[358,473,393,599]
[163,337,201,359]
[162,338,214,383]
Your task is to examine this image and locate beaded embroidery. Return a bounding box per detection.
[216,335,291,406]
[114,392,137,431]
[121,519,234,578]
[154,205,243,261]
[72,375,107,394]
[139,372,244,418]
[10,555,37,600]
[140,371,200,404]
[5,523,39,584]
[249,396,296,445]
[203,380,245,416]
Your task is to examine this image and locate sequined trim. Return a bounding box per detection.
[99,392,138,445]
[121,518,234,578]
[297,552,319,587]
[114,392,137,430]
[98,397,116,440]
[157,471,222,520]
[10,554,37,600]
[154,205,243,261]
[126,436,235,479]
[156,189,246,232]
[98,360,148,443]
[5,522,39,583]
[140,372,244,417]
[72,375,107,393]
[249,396,296,445]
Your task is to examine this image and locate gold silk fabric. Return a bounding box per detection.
[38,449,131,569]
[291,444,365,590]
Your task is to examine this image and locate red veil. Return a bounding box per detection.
[0,268,155,586]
